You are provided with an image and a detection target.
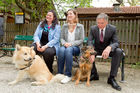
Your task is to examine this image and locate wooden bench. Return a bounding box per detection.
[78,37,125,82]
[0,35,33,57]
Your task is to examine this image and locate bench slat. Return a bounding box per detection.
[14,35,33,41]
[1,48,15,51]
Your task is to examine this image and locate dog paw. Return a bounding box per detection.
[31,81,45,86]
[31,82,39,86]
[71,78,75,81]
[86,82,90,87]
[75,80,79,85]
[8,81,17,85]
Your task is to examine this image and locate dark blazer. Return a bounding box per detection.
[88,24,119,53]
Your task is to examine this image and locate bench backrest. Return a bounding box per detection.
[14,35,33,41]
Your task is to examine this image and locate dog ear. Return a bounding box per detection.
[90,51,97,55]
[16,44,21,51]
[31,46,34,50]
[81,46,87,52]
[30,46,36,55]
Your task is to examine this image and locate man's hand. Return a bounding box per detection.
[102,46,112,59]
[89,55,95,63]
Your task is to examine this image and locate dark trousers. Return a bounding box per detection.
[31,43,56,73]
[91,48,123,77]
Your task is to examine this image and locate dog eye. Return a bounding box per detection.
[24,53,27,55]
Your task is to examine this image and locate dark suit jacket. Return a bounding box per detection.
[88,24,119,54]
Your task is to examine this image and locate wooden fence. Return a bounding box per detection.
[2,17,140,64]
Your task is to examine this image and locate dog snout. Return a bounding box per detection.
[29,58,32,60]
[24,57,32,61]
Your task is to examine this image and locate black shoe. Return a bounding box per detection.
[107,78,121,91]
[90,74,99,81]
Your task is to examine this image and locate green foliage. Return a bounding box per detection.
[0,0,16,15]
[0,0,14,9]
[23,0,55,21]
[53,0,92,18]
[128,0,140,6]
[0,0,92,21]
[131,62,140,69]
[0,0,55,22]
[37,0,41,2]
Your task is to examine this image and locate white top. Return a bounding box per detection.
[68,28,76,43]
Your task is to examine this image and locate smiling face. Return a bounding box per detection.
[46,12,54,24]
[97,18,108,29]
[67,10,77,23]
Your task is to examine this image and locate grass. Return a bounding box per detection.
[131,62,140,69]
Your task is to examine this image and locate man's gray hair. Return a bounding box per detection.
[96,13,109,22]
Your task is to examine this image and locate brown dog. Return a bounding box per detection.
[72,46,96,86]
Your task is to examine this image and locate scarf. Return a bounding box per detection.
[43,24,52,32]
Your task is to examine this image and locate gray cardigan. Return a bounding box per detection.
[61,23,85,49]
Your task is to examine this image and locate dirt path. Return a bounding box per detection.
[0,56,140,93]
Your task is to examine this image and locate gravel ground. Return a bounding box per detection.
[0,56,140,93]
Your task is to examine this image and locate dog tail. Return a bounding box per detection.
[50,74,65,83]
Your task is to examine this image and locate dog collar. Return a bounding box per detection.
[19,57,35,70]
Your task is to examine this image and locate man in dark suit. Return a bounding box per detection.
[88,13,122,91]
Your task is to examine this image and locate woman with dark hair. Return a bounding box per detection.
[57,9,85,84]
[31,10,61,73]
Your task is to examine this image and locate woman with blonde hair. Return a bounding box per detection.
[57,9,85,84]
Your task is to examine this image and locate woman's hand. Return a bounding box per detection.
[64,43,72,48]
[36,42,41,51]
[36,42,48,52]
[39,45,48,52]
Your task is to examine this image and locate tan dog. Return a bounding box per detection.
[8,44,65,86]
[72,46,96,86]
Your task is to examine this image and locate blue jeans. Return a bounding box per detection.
[57,46,80,77]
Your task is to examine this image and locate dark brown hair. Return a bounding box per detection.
[40,10,58,29]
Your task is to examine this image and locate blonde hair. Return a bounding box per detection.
[66,9,78,23]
